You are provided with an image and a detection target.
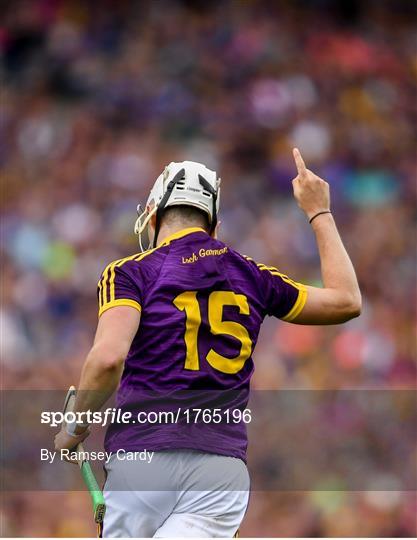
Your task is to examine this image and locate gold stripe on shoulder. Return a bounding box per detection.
[134,247,158,262]
[257,263,280,273]
[100,246,161,310]
[281,285,308,322]
[101,259,121,306]
[244,257,303,291]
[98,276,104,308]
[268,270,300,287]
[108,247,158,303]
[99,298,142,317]
[256,264,300,287]
[100,254,134,306]
[108,253,141,303]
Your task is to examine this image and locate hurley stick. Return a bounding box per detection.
[63,386,106,524]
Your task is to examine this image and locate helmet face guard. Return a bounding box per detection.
[134,161,220,252]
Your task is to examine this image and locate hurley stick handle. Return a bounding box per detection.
[62,386,106,523]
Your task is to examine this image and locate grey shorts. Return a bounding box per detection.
[103,450,250,538]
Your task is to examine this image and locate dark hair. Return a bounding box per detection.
[161,205,210,231]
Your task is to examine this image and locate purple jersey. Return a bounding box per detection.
[98,227,307,461]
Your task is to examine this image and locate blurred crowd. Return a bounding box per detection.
[1,0,416,536]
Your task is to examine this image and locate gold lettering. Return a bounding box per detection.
[198,247,228,258]
[182,247,227,263]
[182,253,198,264]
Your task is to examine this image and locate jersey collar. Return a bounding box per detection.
[158,227,207,247]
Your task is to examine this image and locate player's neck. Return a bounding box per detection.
[155,222,206,246]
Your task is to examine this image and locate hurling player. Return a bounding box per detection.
[55,148,361,537]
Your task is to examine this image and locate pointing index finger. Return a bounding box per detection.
[293,148,307,176]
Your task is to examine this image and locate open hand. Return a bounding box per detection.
[292,148,330,220]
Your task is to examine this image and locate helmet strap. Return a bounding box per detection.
[134,205,157,252]
[153,168,185,247]
[198,174,218,235]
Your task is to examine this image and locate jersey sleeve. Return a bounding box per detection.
[97,260,142,317]
[247,258,308,321]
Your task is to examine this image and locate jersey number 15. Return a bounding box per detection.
[173,291,252,375]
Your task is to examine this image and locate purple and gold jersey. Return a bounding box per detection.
[98,227,307,461]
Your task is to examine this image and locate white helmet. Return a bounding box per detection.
[134,161,221,250]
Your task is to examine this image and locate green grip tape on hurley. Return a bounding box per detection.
[81,461,106,523]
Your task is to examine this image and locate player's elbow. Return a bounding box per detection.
[87,342,128,372]
[341,292,362,320]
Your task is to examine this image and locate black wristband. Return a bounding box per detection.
[309,210,332,224]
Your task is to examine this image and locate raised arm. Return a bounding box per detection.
[290,148,361,325]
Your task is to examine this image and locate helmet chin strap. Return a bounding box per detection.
[134,206,157,252]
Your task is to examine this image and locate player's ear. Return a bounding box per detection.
[148,209,156,240]
[213,220,221,239]
[149,209,156,230]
